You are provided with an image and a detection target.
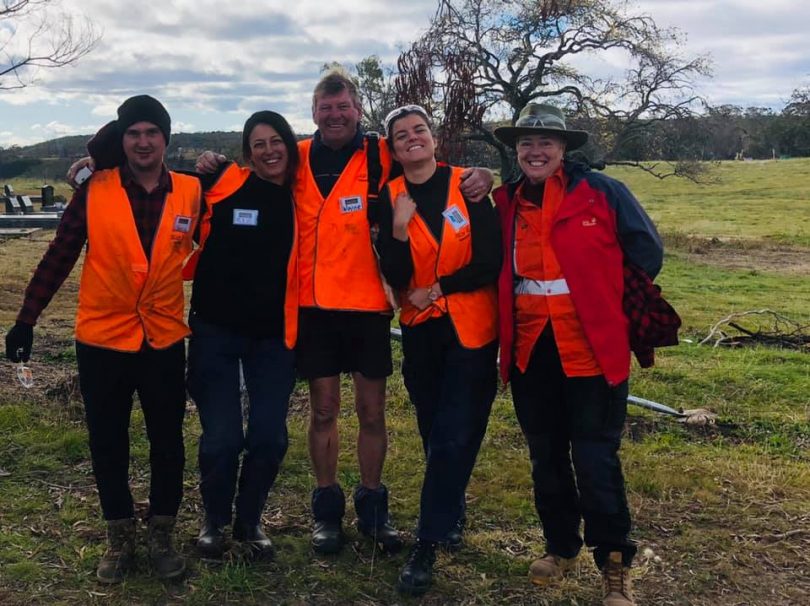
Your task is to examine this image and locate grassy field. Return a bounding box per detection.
[0,159,808,605]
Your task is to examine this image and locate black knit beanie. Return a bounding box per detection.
[116,95,171,144]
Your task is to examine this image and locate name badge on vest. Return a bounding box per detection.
[442,205,469,232]
[339,196,364,214]
[173,215,193,233]
[233,209,259,226]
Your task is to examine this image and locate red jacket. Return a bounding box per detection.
[494,161,663,386]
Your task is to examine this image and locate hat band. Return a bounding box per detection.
[515,115,566,129]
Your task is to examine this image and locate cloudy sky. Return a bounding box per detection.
[1,0,809,147]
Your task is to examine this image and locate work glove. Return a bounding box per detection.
[5,322,33,363]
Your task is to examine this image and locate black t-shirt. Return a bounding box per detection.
[309,130,365,198]
[191,169,294,337]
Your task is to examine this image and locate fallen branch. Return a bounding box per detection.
[700,309,809,351]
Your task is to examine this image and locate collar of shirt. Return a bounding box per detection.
[311,128,365,155]
[517,180,544,208]
[119,162,173,194]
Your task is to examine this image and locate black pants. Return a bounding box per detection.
[401,316,497,542]
[76,340,186,521]
[510,327,637,569]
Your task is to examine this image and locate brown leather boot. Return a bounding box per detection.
[528,553,578,586]
[96,518,136,584]
[602,551,635,606]
[147,515,186,580]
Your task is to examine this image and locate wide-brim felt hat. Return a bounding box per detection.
[494,103,588,150]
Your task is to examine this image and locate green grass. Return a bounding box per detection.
[605,158,810,246]
[0,158,808,605]
[660,252,810,335]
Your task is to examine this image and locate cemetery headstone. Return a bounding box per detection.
[18,195,35,214]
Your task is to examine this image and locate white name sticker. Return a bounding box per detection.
[340,196,364,214]
[233,209,259,226]
[173,215,193,233]
[442,205,469,232]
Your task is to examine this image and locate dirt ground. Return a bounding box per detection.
[669,235,810,275]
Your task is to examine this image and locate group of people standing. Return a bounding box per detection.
[4,66,666,606]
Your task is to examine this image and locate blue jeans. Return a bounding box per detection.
[401,316,497,543]
[187,313,295,527]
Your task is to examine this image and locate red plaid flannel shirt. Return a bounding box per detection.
[623,262,681,368]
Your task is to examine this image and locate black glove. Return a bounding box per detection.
[5,322,33,363]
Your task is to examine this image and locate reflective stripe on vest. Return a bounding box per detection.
[515,278,570,296]
[183,163,299,348]
[293,137,392,312]
[390,167,497,349]
[75,168,201,351]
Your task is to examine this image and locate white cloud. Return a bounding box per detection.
[173,121,196,133]
[1,0,809,146]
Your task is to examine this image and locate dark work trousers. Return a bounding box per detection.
[510,326,637,569]
[187,313,295,527]
[401,315,497,543]
[76,340,186,521]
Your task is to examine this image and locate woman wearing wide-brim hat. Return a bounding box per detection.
[492,103,663,606]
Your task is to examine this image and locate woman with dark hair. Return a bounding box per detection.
[374,105,501,596]
[186,110,300,560]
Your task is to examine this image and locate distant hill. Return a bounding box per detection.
[0,131,260,181]
[1,127,501,183]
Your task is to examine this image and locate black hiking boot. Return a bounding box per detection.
[196,518,227,559]
[311,484,346,555]
[233,520,274,561]
[397,540,437,596]
[441,516,466,552]
[354,484,403,554]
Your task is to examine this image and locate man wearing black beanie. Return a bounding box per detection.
[5,94,201,584]
[117,94,171,145]
[85,94,172,171]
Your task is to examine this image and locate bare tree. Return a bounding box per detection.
[394,0,712,180]
[1,0,100,90]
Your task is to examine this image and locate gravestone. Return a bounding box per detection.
[3,184,15,198]
[41,185,55,208]
[4,195,22,215]
[18,195,35,214]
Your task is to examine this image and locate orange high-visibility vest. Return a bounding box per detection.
[389,168,497,349]
[182,163,299,348]
[293,137,392,311]
[513,168,600,375]
[75,167,200,351]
